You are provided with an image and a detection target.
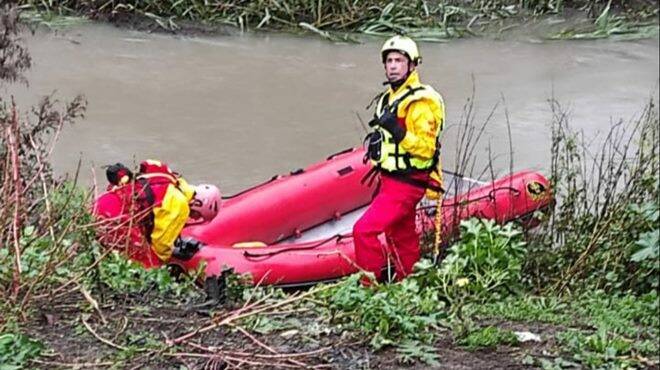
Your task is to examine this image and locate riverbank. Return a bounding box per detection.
[18,0,659,41]
[2,4,659,369]
[3,73,658,369]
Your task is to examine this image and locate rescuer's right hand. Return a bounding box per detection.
[377,109,406,144]
[172,237,201,261]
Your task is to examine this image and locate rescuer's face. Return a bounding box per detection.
[384,51,412,83]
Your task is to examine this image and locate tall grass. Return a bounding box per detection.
[0,3,88,311]
[526,98,659,294]
[17,0,657,39]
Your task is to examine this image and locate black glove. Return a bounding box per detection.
[172,237,201,261]
[377,109,406,144]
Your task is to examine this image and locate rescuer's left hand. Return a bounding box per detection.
[377,109,406,144]
[172,237,201,261]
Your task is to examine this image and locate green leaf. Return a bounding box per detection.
[631,230,659,262]
[0,333,43,369]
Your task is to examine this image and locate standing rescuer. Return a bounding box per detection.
[354,35,445,283]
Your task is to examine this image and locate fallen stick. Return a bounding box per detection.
[239,270,272,310]
[232,325,309,367]
[80,286,107,325]
[223,355,300,369]
[7,103,23,299]
[38,246,115,299]
[112,316,129,342]
[31,359,114,368]
[220,346,336,359]
[168,352,300,369]
[168,284,335,346]
[188,332,311,368]
[81,315,128,351]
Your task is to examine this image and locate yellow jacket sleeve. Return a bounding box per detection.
[150,179,195,262]
[399,97,444,159]
[177,178,196,200]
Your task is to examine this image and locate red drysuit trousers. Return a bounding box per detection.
[353,175,426,281]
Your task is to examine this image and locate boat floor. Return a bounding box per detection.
[280,172,484,244]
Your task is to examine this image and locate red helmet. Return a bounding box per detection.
[189,184,221,222]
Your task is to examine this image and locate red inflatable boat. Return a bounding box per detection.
[94,147,552,286]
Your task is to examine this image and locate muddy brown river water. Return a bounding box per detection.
[6,24,659,194]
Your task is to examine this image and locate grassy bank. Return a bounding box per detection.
[17,0,660,40]
[1,192,657,368]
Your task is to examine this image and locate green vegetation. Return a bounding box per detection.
[97,251,201,298]
[17,0,659,40]
[457,326,519,350]
[551,0,659,40]
[471,291,659,333]
[317,273,446,349]
[0,333,43,370]
[555,329,648,369]
[473,292,659,368]
[418,220,527,303]
[526,99,659,295]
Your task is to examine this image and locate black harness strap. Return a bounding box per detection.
[360,166,380,187]
[365,84,446,191]
[132,178,156,241]
[382,172,446,193]
[377,86,425,116]
[135,178,155,208]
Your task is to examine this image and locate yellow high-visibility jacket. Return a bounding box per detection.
[372,70,445,198]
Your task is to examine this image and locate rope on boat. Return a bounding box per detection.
[433,162,444,263]
[243,233,349,260]
[417,186,521,212]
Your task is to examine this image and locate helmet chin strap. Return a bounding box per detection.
[387,77,406,90]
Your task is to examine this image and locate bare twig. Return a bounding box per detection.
[80,285,107,325]
[168,284,336,346]
[31,359,114,368]
[81,315,128,351]
[231,325,310,367]
[7,101,23,299]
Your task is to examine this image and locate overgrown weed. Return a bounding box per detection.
[551,0,659,39]
[526,98,659,295]
[457,326,519,350]
[297,219,528,364]
[0,332,43,370]
[471,291,659,368]
[96,250,201,299]
[16,0,659,40]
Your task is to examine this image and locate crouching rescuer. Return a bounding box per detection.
[100,160,221,264]
[354,35,445,283]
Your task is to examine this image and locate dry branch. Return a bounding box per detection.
[168,284,335,346]
[81,315,128,351]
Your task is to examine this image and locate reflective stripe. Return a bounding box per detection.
[137,172,178,183]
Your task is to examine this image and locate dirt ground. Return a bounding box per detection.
[22,287,561,370]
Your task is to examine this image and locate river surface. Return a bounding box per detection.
[7,24,659,194]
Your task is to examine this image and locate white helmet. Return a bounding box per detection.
[189,184,221,222]
[381,35,421,65]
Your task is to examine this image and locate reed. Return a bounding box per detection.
[18,0,656,39]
